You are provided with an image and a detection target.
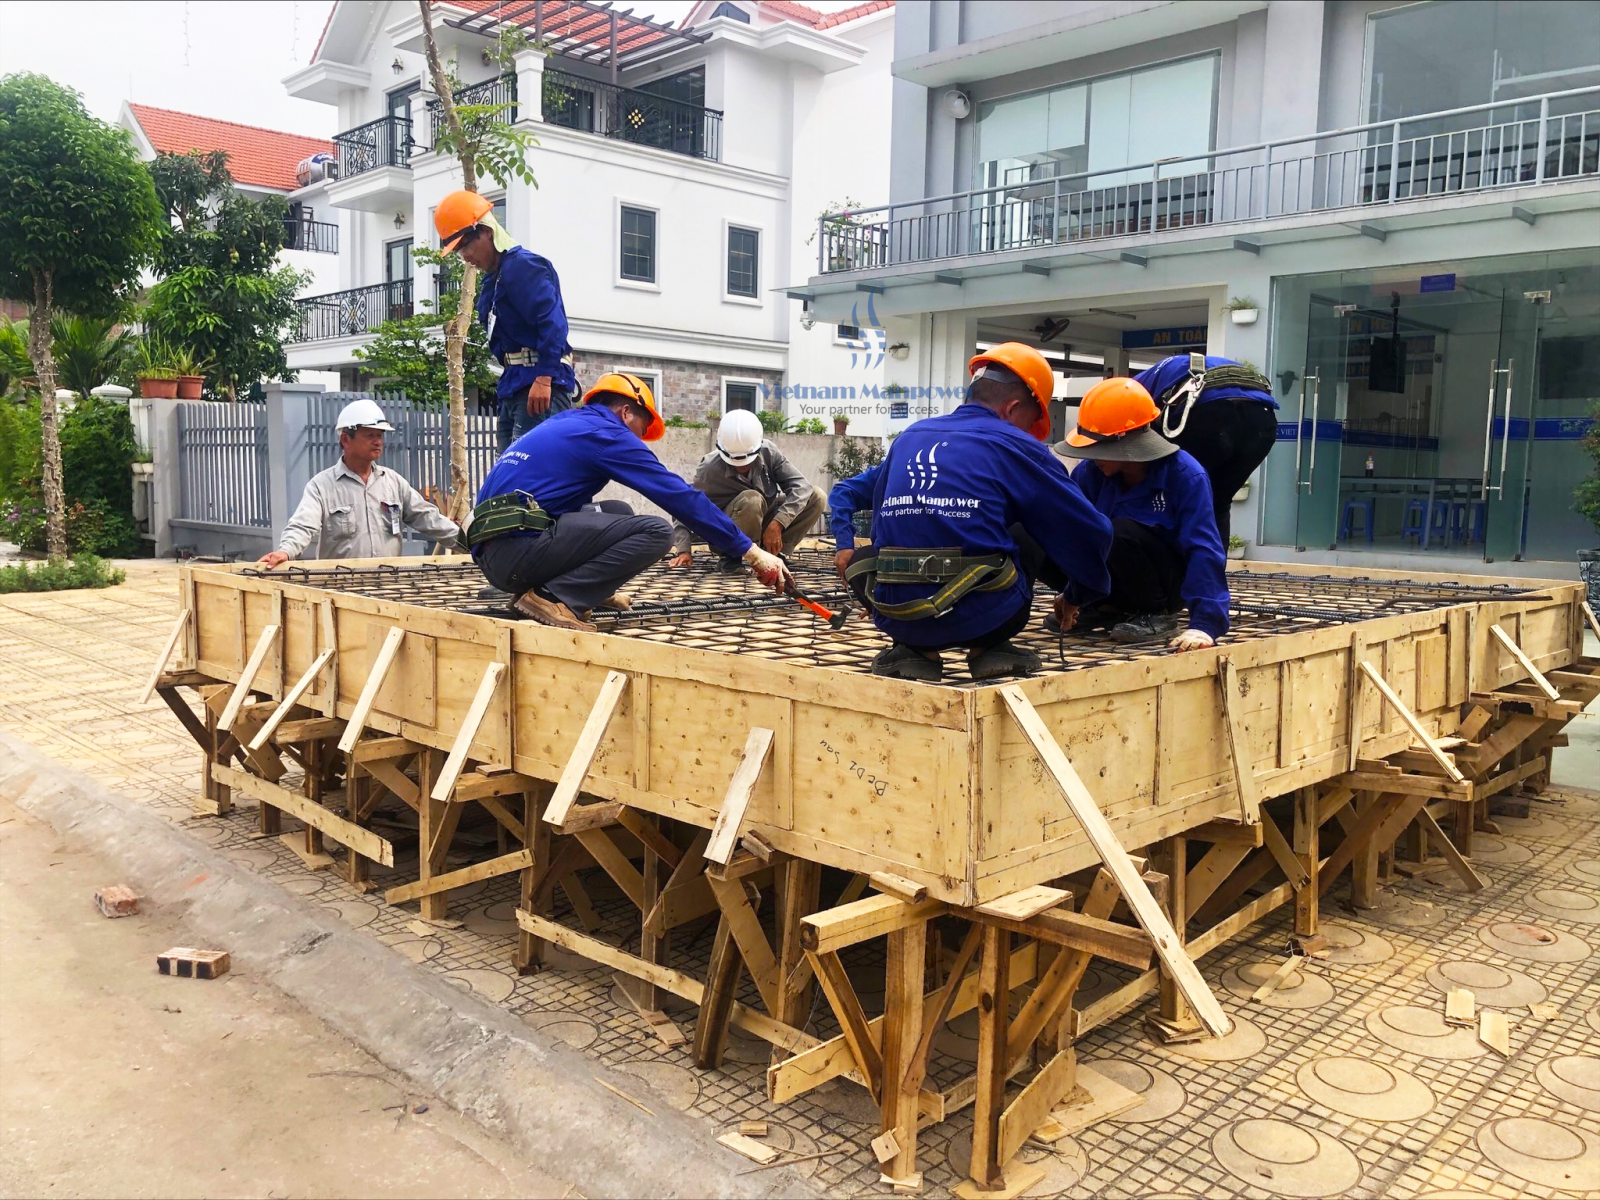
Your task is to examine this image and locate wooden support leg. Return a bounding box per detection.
[415,751,462,921]
[618,811,664,1012]
[1293,787,1318,939]
[1452,796,1475,859]
[694,916,742,1069]
[879,921,926,1184]
[515,784,552,972]
[1350,792,1379,909]
[343,762,372,889]
[772,859,822,1063]
[970,925,1011,1193]
[302,738,327,857]
[200,685,233,816]
[1150,836,1200,1040]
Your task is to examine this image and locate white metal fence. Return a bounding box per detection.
[175,401,272,529]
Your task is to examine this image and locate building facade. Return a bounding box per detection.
[796,0,1600,572]
[281,0,896,428]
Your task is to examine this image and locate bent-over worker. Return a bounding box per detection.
[668,409,825,570]
[463,373,793,631]
[1052,376,1229,652]
[257,398,459,568]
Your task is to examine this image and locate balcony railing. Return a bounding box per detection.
[542,68,722,162]
[293,280,414,342]
[333,115,412,179]
[428,74,517,145]
[282,217,338,254]
[817,86,1600,273]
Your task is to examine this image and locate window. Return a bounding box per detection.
[628,369,663,406]
[836,324,863,341]
[710,2,750,23]
[722,379,761,414]
[384,237,414,320]
[620,205,657,284]
[726,226,759,299]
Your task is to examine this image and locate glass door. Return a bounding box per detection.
[1293,298,1351,550]
[1483,286,1545,561]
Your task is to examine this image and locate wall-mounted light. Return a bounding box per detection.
[394,212,406,230]
[887,341,910,361]
[942,89,971,120]
[391,56,405,75]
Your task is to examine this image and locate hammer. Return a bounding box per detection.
[783,580,850,631]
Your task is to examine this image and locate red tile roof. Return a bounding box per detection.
[816,0,893,30]
[127,104,332,192]
[757,0,827,24]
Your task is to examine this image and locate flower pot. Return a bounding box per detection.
[1229,308,1259,326]
[176,375,205,400]
[833,420,850,436]
[139,376,178,399]
[1227,545,1246,560]
[1579,548,1600,612]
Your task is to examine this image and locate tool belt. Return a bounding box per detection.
[459,491,550,552]
[846,546,1017,621]
[1160,363,1275,437]
[499,349,577,369]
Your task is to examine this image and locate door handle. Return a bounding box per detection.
[1295,370,1316,493]
[1481,358,1506,498]
[1303,374,1322,493]
[1494,357,1515,495]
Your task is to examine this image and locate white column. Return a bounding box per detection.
[514,47,547,124]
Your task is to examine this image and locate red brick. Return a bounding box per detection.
[156,947,231,980]
[94,885,141,918]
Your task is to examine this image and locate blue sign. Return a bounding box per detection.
[1420,273,1457,293]
[1121,326,1208,350]
[889,401,909,419]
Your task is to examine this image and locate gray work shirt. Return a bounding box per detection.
[670,442,813,554]
[277,459,460,560]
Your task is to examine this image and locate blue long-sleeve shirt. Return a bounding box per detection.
[828,464,882,551]
[474,405,752,559]
[475,245,578,399]
[868,404,1112,647]
[1135,354,1277,410]
[1069,451,1230,639]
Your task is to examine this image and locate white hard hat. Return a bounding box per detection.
[716,408,764,466]
[335,398,395,431]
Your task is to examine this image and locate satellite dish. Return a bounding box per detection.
[942,89,972,120]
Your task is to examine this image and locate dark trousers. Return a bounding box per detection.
[1104,517,1186,615]
[475,501,671,613]
[1170,399,1278,545]
[497,385,576,454]
[845,537,1033,653]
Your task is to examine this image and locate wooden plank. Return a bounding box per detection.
[808,948,883,1098]
[572,829,645,909]
[1489,625,1561,700]
[1360,661,1465,783]
[1445,988,1475,1027]
[1583,600,1600,642]
[270,716,345,744]
[708,876,781,1015]
[879,920,926,1181]
[1479,1009,1510,1057]
[544,670,628,828]
[141,609,191,704]
[969,925,1010,1192]
[974,907,1153,971]
[350,735,422,763]
[705,727,775,866]
[803,893,946,956]
[217,624,280,732]
[1415,807,1489,892]
[1346,628,1367,771]
[1249,958,1299,1003]
[1259,811,1311,891]
[1185,821,1263,847]
[900,922,982,1102]
[1005,870,1119,1068]
[248,648,334,751]
[383,846,535,905]
[870,872,928,903]
[430,661,506,801]
[1217,657,1262,823]
[617,808,682,870]
[337,627,404,753]
[212,764,394,866]
[998,685,1232,1038]
[976,885,1070,922]
[364,758,420,811]
[998,1045,1075,1166]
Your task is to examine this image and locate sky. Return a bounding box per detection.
[0,0,869,137]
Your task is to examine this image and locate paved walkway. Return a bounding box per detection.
[1,563,1596,1199]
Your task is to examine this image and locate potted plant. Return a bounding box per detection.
[133,338,178,400]
[806,197,868,271]
[1227,534,1247,561]
[833,412,850,436]
[1225,295,1260,326]
[168,346,209,400]
[1574,400,1600,609]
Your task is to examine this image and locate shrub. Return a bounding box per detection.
[4,494,138,557]
[0,553,126,593]
[60,396,138,513]
[756,409,789,435]
[0,396,41,503]
[792,417,827,435]
[1575,399,1600,538]
[663,414,706,429]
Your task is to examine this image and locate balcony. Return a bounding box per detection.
[282,217,338,255]
[428,74,517,147]
[327,116,414,212]
[814,86,1600,276]
[542,69,722,162]
[292,280,414,344]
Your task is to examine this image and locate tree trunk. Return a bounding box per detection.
[27,272,67,559]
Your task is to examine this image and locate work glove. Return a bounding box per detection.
[743,544,793,592]
[1169,627,1215,653]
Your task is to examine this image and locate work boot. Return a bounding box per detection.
[477,584,511,600]
[717,556,746,575]
[512,590,597,632]
[1109,612,1182,643]
[968,641,1042,681]
[870,643,943,682]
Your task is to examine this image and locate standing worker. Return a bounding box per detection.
[667,409,825,571]
[464,373,793,631]
[1134,352,1277,546]
[1052,376,1229,652]
[434,190,577,454]
[256,399,460,567]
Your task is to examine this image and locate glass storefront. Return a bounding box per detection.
[1262,250,1599,563]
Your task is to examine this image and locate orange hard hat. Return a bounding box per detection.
[1054,376,1176,463]
[435,190,493,255]
[968,342,1054,441]
[582,372,665,442]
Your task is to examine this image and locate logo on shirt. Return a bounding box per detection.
[906,441,946,491]
[1150,491,1167,513]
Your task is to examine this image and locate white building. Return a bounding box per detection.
[280,0,898,430]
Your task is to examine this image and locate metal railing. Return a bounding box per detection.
[542,68,722,161]
[428,74,518,145]
[283,217,338,254]
[307,392,499,510]
[333,115,412,178]
[292,280,414,343]
[817,86,1600,273]
[176,401,272,529]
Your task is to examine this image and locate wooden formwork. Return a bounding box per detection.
[146,554,1598,1193]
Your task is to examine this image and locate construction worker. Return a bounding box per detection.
[1135,353,1277,545]
[463,373,793,630]
[257,398,459,567]
[1052,376,1229,652]
[667,409,825,571]
[843,343,1112,682]
[435,190,577,454]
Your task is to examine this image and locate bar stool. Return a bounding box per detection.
[1450,502,1487,547]
[1340,498,1376,543]
[1426,499,1453,549]
[1401,498,1428,545]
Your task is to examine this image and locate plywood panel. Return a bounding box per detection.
[1416,632,1447,714]
[513,655,637,788]
[282,598,317,683]
[366,622,436,729]
[649,679,789,826]
[1283,649,1349,765]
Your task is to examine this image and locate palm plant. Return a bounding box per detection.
[50,314,133,398]
[0,317,33,397]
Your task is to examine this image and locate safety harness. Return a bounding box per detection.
[846,547,1018,621]
[459,491,550,552]
[1158,357,1275,439]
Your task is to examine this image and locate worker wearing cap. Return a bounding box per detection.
[1052,377,1229,652]
[464,373,794,631]
[667,409,825,571]
[256,399,460,567]
[434,190,577,454]
[845,343,1112,682]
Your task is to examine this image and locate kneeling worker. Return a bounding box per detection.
[846,343,1112,682]
[463,373,792,630]
[667,409,824,569]
[1052,377,1229,652]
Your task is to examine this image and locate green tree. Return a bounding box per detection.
[355,258,495,408]
[1575,399,1600,537]
[0,317,32,397]
[143,150,307,401]
[0,73,162,556]
[51,314,133,399]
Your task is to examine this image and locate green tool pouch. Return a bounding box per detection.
[846,546,1018,621]
[1197,363,1274,397]
[460,491,551,552]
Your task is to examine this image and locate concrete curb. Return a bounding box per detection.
[0,732,824,1200]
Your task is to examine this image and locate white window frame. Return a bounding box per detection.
[721,219,763,306]
[614,197,661,292]
[834,322,866,346]
[720,376,764,415]
[627,368,663,406]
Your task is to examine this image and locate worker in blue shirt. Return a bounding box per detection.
[1134,353,1278,546]
[828,462,881,581]
[463,373,792,631]
[1052,377,1229,652]
[843,343,1112,682]
[434,190,578,454]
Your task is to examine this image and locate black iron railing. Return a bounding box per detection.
[283,217,338,254]
[333,115,412,178]
[428,74,518,145]
[542,69,722,161]
[293,280,414,342]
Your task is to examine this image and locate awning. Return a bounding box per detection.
[448,1,711,81]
